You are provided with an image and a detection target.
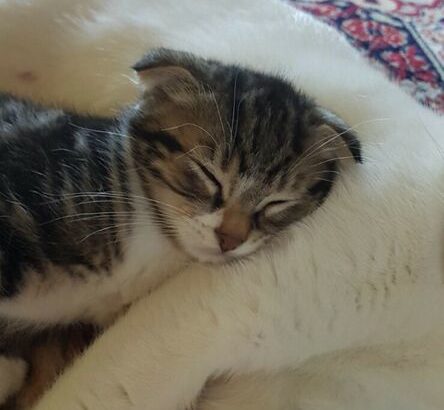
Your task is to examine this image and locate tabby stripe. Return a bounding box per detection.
[131,124,184,153]
[192,160,222,193]
[148,166,197,200]
[308,161,337,200]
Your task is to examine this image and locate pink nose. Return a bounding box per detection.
[215,229,245,253]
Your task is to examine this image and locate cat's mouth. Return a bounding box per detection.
[177,235,266,264]
[182,244,237,264]
[172,209,266,264]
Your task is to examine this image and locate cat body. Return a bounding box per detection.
[0,94,184,326]
[0,44,360,406]
[0,49,357,328]
[0,92,186,404]
[33,129,444,410]
[0,0,443,409]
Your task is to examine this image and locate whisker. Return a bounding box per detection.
[308,169,341,176]
[294,118,390,170]
[229,71,239,145]
[40,210,138,225]
[230,95,246,155]
[68,123,136,142]
[209,88,226,141]
[161,123,219,147]
[308,156,355,168]
[46,211,193,227]
[294,131,349,170]
[79,197,193,217]
[176,145,216,160]
[79,221,156,243]
[36,191,193,217]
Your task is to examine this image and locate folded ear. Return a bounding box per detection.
[315,107,362,163]
[132,48,201,97]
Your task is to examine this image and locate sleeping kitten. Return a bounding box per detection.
[0,48,360,406]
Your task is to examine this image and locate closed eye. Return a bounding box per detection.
[252,199,297,230]
[190,160,224,209]
[260,200,297,216]
[264,200,289,208]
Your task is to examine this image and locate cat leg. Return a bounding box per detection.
[32,261,444,410]
[197,371,419,410]
[198,339,444,410]
[195,373,304,410]
[196,370,377,410]
[0,357,27,405]
[14,325,97,410]
[33,265,326,410]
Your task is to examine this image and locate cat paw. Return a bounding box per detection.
[0,356,28,404]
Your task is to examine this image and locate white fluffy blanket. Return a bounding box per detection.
[0,0,443,409]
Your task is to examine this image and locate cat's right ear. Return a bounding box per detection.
[315,107,363,163]
[132,48,200,97]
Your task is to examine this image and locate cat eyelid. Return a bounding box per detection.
[258,199,298,214]
[253,199,297,229]
[190,160,221,187]
[191,159,223,208]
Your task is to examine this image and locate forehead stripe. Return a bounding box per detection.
[307,161,337,199]
[192,160,222,192]
[147,131,183,153]
[149,166,197,200]
[131,123,184,153]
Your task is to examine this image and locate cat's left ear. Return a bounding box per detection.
[315,107,362,163]
[132,48,202,97]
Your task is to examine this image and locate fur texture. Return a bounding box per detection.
[0,51,356,323]
[0,49,359,406]
[0,357,27,405]
[0,0,443,409]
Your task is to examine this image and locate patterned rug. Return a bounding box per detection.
[288,0,444,113]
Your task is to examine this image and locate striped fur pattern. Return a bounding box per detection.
[131,48,361,262]
[0,48,361,325]
[0,48,361,408]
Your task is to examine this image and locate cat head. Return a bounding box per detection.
[128,48,361,263]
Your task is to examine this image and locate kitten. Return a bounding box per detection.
[0,48,360,406]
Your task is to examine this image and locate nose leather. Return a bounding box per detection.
[215,205,251,253]
[215,230,245,252]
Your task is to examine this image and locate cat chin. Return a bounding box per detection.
[183,247,231,264]
[194,255,232,264]
[182,243,262,264]
[176,241,237,264]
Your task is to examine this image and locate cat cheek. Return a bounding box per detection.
[234,233,268,256]
[258,219,290,236]
[151,185,195,217]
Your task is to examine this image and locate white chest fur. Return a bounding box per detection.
[0,211,187,326]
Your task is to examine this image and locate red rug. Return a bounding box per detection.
[288,0,444,113]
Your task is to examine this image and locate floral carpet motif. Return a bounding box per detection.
[288,0,444,112]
